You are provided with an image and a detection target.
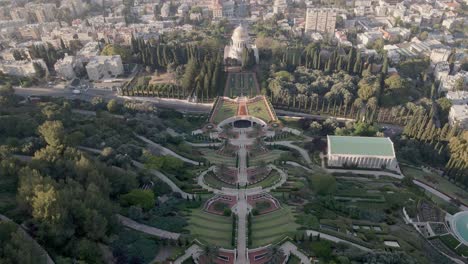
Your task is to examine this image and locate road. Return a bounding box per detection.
[14,86,212,113]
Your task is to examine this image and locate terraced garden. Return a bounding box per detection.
[225,73,258,98]
[187,209,233,248]
[200,149,236,166]
[247,99,273,122]
[213,101,238,124]
[251,206,299,247]
[250,150,285,166]
[248,170,282,189]
[204,171,236,189]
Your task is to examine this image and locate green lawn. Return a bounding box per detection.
[248,170,281,189]
[200,149,236,167]
[204,172,236,190]
[187,209,233,248]
[213,101,238,124]
[251,206,299,247]
[250,150,285,166]
[225,73,258,98]
[247,99,272,122]
[401,165,468,205]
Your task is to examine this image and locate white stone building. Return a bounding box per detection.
[439,72,468,93]
[430,48,451,65]
[433,62,450,81]
[0,59,47,77]
[449,104,468,129]
[358,31,383,45]
[327,136,399,171]
[54,55,82,80]
[223,24,259,64]
[161,2,171,18]
[273,0,288,14]
[446,90,468,105]
[85,55,123,81]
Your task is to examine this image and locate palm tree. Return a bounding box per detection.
[204,245,220,263]
[267,245,285,264]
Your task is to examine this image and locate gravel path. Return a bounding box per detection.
[305,230,371,252]
[117,214,180,240]
[135,135,199,165]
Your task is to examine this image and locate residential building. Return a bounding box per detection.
[430,48,451,65]
[439,72,468,93]
[305,8,337,35]
[0,59,47,77]
[449,104,468,129]
[161,2,171,17]
[358,31,383,45]
[273,0,288,14]
[54,55,82,80]
[327,136,399,171]
[434,62,451,81]
[85,55,123,81]
[380,27,411,42]
[446,90,468,105]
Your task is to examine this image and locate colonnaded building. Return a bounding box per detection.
[327,136,399,171]
[223,24,259,63]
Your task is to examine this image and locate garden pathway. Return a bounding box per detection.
[237,130,248,186]
[235,190,249,264]
[0,214,55,264]
[324,167,404,179]
[285,161,314,172]
[132,161,193,199]
[280,241,311,264]
[185,141,222,147]
[135,134,199,165]
[117,215,180,240]
[173,244,204,264]
[265,141,312,164]
[305,230,371,252]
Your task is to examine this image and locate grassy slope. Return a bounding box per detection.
[187,209,233,248]
[251,206,299,247]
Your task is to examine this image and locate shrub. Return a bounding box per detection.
[223,208,232,216]
[121,189,155,210]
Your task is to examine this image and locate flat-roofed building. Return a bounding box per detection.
[305,8,337,35]
[327,136,399,171]
[85,55,123,81]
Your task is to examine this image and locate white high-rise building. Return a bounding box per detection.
[273,0,288,14]
[305,8,337,35]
